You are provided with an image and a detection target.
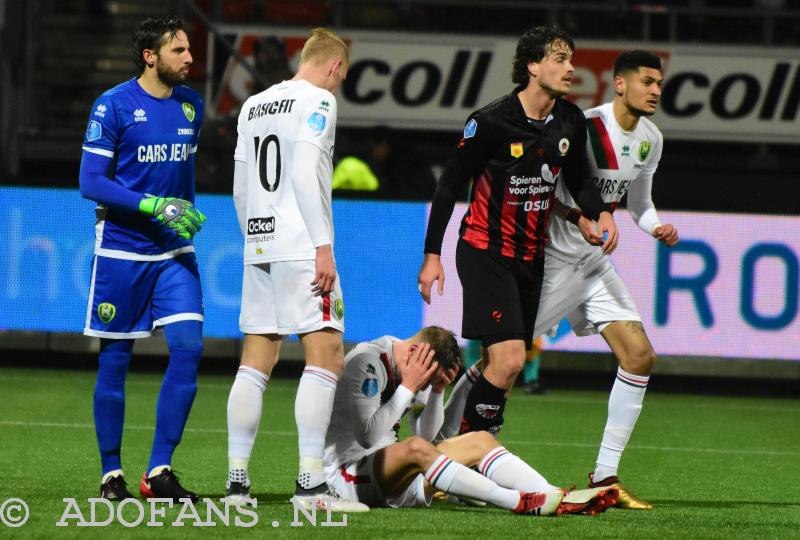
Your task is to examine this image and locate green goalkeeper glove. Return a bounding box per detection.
[138,196,206,240]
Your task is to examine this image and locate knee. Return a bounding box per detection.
[166,321,204,353]
[490,347,525,384]
[623,347,656,375]
[170,336,203,355]
[405,436,437,466]
[97,344,132,383]
[326,351,344,374]
[461,431,497,454]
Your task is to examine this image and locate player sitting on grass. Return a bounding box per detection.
[314,326,618,514]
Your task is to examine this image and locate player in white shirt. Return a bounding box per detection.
[542,50,678,509]
[444,51,678,510]
[224,28,366,512]
[324,326,619,515]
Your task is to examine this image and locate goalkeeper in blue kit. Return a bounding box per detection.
[79,16,205,501]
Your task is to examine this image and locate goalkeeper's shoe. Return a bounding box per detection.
[139,468,198,503]
[224,482,254,507]
[557,486,619,515]
[139,196,206,240]
[290,481,370,513]
[588,473,652,510]
[100,474,135,500]
[513,490,563,516]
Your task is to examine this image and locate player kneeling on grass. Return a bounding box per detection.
[316,326,618,514]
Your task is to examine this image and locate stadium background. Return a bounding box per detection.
[0,1,799,536]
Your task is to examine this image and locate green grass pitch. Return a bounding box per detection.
[1,367,799,538]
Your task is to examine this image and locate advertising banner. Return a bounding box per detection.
[422,204,800,361]
[209,26,800,143]
[1,188,797,361]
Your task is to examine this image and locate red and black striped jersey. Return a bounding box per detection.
[424,91,608,261]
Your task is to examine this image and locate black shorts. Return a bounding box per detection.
[455,238,545,349]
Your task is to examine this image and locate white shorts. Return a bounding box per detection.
[534,254,641,338]
[239,260,345,335]
[326,453,431,509]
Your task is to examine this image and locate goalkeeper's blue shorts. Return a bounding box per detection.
[84,252,203,339]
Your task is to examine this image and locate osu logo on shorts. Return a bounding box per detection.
[97,303,116,323]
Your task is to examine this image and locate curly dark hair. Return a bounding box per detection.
[511,25,575,86]
[417,326,461,371]
[613,50,662,77]
[132,16,186,72]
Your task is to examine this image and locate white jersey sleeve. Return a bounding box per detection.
[296,90,338,150]
[408,387,444,441]
[625,131,663,235]
[291,141,332,247]
[232,159,247,235]
[323,336,412,471]
[346,352,414,449]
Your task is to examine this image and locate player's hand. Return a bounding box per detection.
[577,215,604,245]
[312,244,336,297]
[597,211,619,255]
[418,254,445,305]
[653,224,679,247]
[431,364,459,394]
[403,343,438,394]
[139,196,206,240]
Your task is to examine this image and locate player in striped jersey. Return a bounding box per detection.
[536,50,678,509]
[440,51,678,511]
[323,326,617,514]
[419,25,617,440]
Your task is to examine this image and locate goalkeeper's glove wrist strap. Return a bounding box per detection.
[139,196,158,216]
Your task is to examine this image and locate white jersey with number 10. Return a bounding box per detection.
[234,79,337,264]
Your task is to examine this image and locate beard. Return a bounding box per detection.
[155,58,188,87]
[629,104,655,117]
[539,78,569,99]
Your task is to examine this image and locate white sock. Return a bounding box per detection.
[436,364,481,442]
[478,446,557,492]
[425,454,521,510]
[227,366,269,480]
[296,366,338,489]
[594,367,649,482]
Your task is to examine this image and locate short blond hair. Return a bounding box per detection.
[300,27,349,66]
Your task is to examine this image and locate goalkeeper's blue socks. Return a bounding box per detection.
[147,321,202,475]
[94,339,133,476]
